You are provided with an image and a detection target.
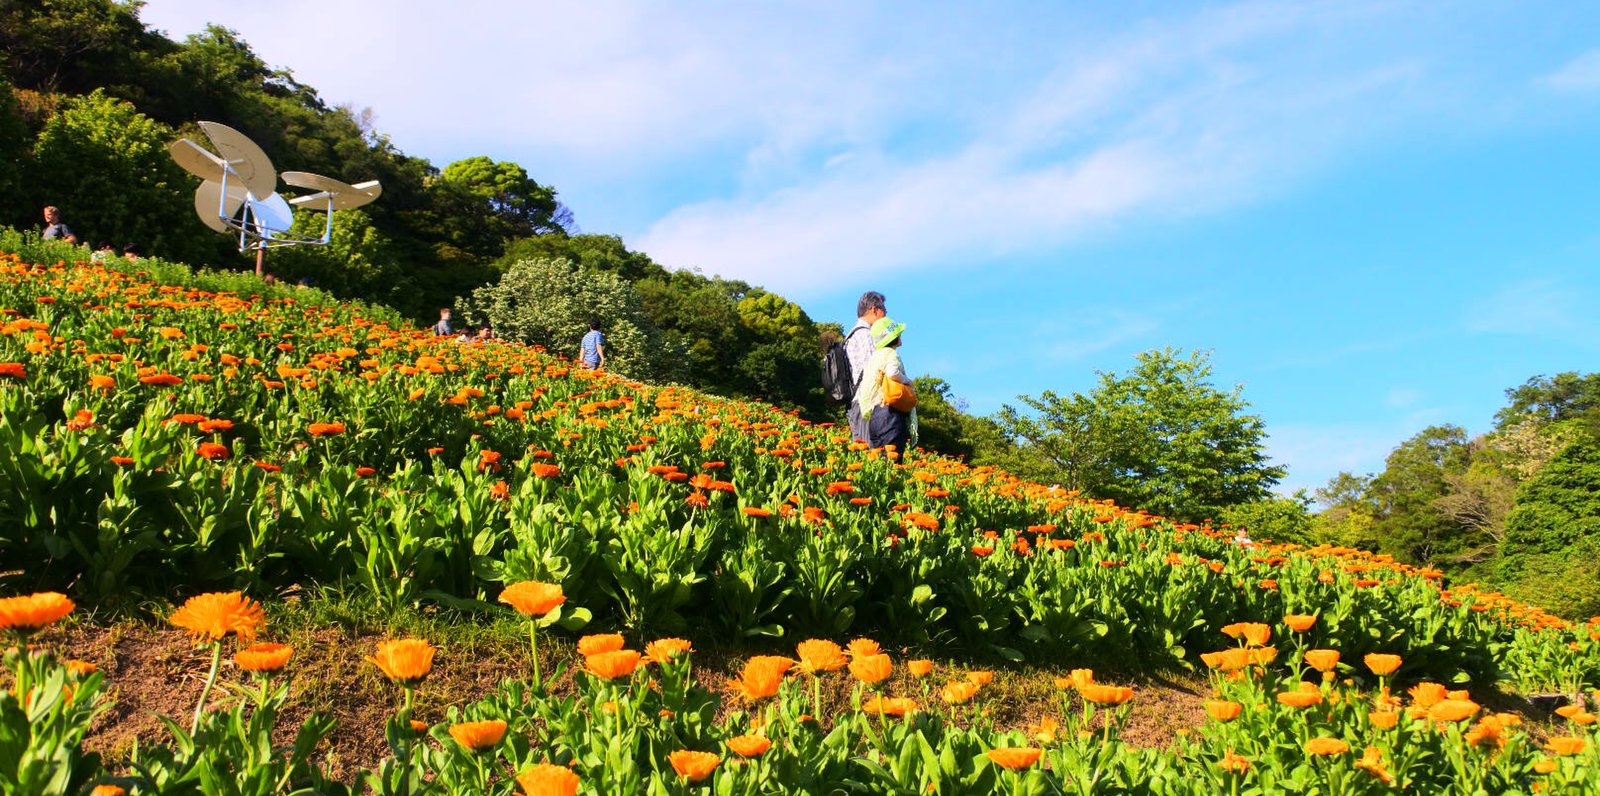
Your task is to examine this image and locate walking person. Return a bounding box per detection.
[41,206,79,244]
[845,291,886,442]
[432,308,453,336]
[854,316,916,454]
[579,319,606,370]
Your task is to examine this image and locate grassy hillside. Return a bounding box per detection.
[3,233,1598,794]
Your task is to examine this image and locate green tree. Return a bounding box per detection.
[426,156,571,260]
[461,257,669,380]
[1494,438,1600,618]
[499,233,661,281]
[0,0,150,94]
[1365,425,1470,565]
[28,89,214,263]
[269,209,406,302]
[0,69,29,226]
[1219,491,1316,546]
[1495,372,1600,436]
[1311,472,1382,549]
[995,348,1284,521]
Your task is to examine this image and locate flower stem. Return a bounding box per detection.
[191,642,222,733]
[529,620,542,688]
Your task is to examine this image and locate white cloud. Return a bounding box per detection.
[635,2,1426,294]
[1464,278,1597,341]
[1541,49,1600,94]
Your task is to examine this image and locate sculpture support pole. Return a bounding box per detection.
[256,246,265,276]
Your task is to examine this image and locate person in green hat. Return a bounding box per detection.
[853,316,918,453]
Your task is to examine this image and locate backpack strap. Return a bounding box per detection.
[844,326,868,389]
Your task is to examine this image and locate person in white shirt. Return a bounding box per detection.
[845,291,885,442]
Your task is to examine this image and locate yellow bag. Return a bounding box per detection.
[883,377,917,412]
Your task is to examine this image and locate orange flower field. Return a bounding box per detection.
[2,233,1598,793]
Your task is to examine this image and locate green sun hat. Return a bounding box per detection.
[870,317,906,350]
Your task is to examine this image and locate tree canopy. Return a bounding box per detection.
[996,349,1284,521]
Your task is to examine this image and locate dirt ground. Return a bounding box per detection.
[42,621,1211,782]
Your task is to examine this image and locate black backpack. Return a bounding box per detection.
[822,327,863,404]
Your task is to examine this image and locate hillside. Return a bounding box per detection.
[3,234,1599,793]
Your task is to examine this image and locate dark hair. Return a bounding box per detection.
[856,291,886,318]
[122,243,141,256]
[589,318,601,331]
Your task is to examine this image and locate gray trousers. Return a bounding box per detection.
[847,401,869,443]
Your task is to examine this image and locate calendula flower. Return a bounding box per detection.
[1206,700,1243,721]
[169,592,265,644]
[907,660,934,677]
[967,670,994,686]
[1079,683,1135,706]
[577,633,625,656]
[668,750,720,782]
[1304,737,1350,756]
[65,659,98,677]
[499,581,566,617]
[1304,650,1340,672]
[644,638,693,665]
[195,441,231,460]
[516,763,580,796]
[529,463,561,478]
[585,650,642,680]
[847,638,882,658]
[1370,710,1399,729]
[1283,614,1317,632]
[861,696,918,716]
[1217,751,1251,774]
[0,591,75,636]
[1428,699,1479,723]
[1221,622,1271,647]
[367,639,435,686]
[1546,736,1586,756]
[449,719,507,750]
[850,653,892,684]
[234,642,294,673]
[1277,688,1323,708]
[307,422,346,436]
[986,747,1043,770]
[731,656,791,701]
[741,506,772,518]
[90,786,126,796]
[0,362,26,379]
[796,639,847,673]
[1364,653,1402,676]
[726,735,772,758]
[942,681,981,704]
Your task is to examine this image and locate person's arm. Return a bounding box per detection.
[596,338,605,369]
[64,227,79,245]
[885,350,911,384]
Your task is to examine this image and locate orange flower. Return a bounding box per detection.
[1221,622,1271,647]
[234,642,294,673]
[668,750,721,782]
[1283,614,1316,632]
[1546,736,1586,756]
[645,638,694,665]
[1067,668,1095,690]
[847,638,882,658]
[367,638,435,686]
[1428,699,1480,723]
[449,719,507,750]
[499,581,566,617]
[140,372,183,386]
[88,374,116,391]
[1369,711,1399,729]
[169,592,265,644]
[529,463,562,478]
[0,591,75,636]
[731,656,791,701]
[0,362,25,379]
[986,747,1043,770]
[796,639,847,673]
[515,763,580,796]
[1200,648,1251,671]
[1217,751,1251,774]
[90,786,125,796]
[967,670,994,686]
[908,659,934,678]
[1354,746,1392,784]
[1206,700,1243,722]
[861,696,918,716]
[578,633,625,656]
[1079,683,1134,706]
[741,506,772,518]
[1277,688,1323,708]
[1304,737,1350,756]
[942,680,981,704]
[1408,682,1447,710]
[195,441,231,460]
[1304,649,1340,672]
[585,650,642,680]
[726,735,772,758]
[850,653,893,684]
[65,659,98,677]
[307,422,346,436]
[1364,653,1402,676]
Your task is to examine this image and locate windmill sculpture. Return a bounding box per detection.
[170,121,381,274]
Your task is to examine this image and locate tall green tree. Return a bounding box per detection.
[28,89,213,263]
[0,69,28,226]
[461,257,670,380]
[1364,425,1470,565]
[1494,438,1600,617]
[426,157,571,260]
[1495,372,1600,435]
[996,348,1284,520]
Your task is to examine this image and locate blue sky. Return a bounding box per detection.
[139,1,1600,495]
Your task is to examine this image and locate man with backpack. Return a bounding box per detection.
[836,291,885,442]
